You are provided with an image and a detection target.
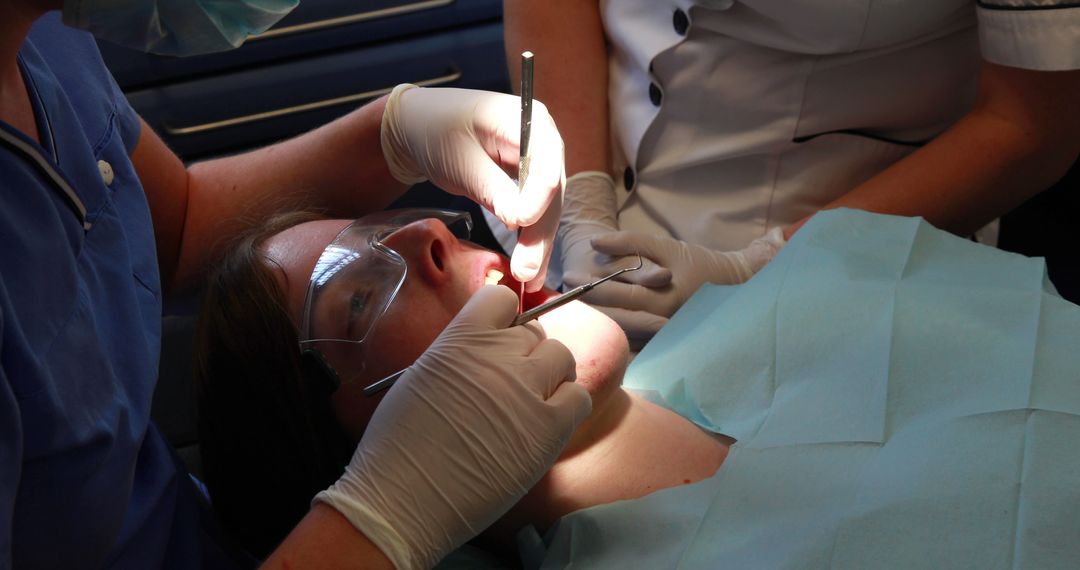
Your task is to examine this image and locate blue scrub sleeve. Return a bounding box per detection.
[976,1,1080,71]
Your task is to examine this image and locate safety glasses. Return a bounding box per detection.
[298,208,472,393]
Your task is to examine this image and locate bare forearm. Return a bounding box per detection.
[504,0,610,175]
[809,107,1078,237]
[174,96,405,287]
[262,504,394,570]
[788,63,1080,239]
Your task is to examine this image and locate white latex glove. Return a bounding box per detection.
[315,285,591,570]
[580,228,787,342]
[558,172,671,343]
[381,84,565,292]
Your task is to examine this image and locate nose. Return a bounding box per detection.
[381,218,458,250]
[380,218,459,274]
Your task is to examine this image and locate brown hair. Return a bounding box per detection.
[194,212,354,559]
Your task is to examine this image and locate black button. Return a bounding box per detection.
[623,166,635,191]
[649,82,662,106]
[673,9,689,36]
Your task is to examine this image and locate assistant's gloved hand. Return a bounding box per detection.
[558,172,671,344]
[580,229,787,344]
[315,285,591,570]
[381,84,565,292]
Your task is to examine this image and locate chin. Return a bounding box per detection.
[537,301,628,402]
[463,245,630,401]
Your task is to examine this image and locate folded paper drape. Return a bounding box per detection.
[536,209,1080,569]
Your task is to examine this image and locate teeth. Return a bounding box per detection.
[484,268,504,286]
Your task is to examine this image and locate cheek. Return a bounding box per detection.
[363,284,457,378]
[331,288,456,441]
[362,320,431,381]
[330,385,383,442]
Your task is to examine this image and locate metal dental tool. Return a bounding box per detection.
[362,256,643,396]
[517,51,534,314]
[519,51,534,189]
[362,369,406,396]
[362,255,640,396]
[511,254,644,327]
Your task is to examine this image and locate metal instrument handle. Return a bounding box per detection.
[362,368,408,396]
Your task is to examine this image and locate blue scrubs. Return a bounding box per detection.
[0,14,244,569]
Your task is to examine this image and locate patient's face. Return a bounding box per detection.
[263,217,629,440]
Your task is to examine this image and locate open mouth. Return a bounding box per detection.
[483,266,551,312]
[484,267,506,287]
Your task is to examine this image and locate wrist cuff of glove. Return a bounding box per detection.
[566,170,615,187]
[746,226,787,274]
[314,487,423,570]
[380,83,428,186]
[766,226,787,248]
[562,170,619,228]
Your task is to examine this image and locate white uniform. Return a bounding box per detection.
[605,0,1080,251]
[485,0,1078,282]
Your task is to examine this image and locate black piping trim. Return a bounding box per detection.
[793,129,930,148]
[0,127,91,230]
[17,54,58,163]
[975,1,1080,11]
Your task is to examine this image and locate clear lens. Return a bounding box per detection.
[298,209,471,356]
[302,243,406,343]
